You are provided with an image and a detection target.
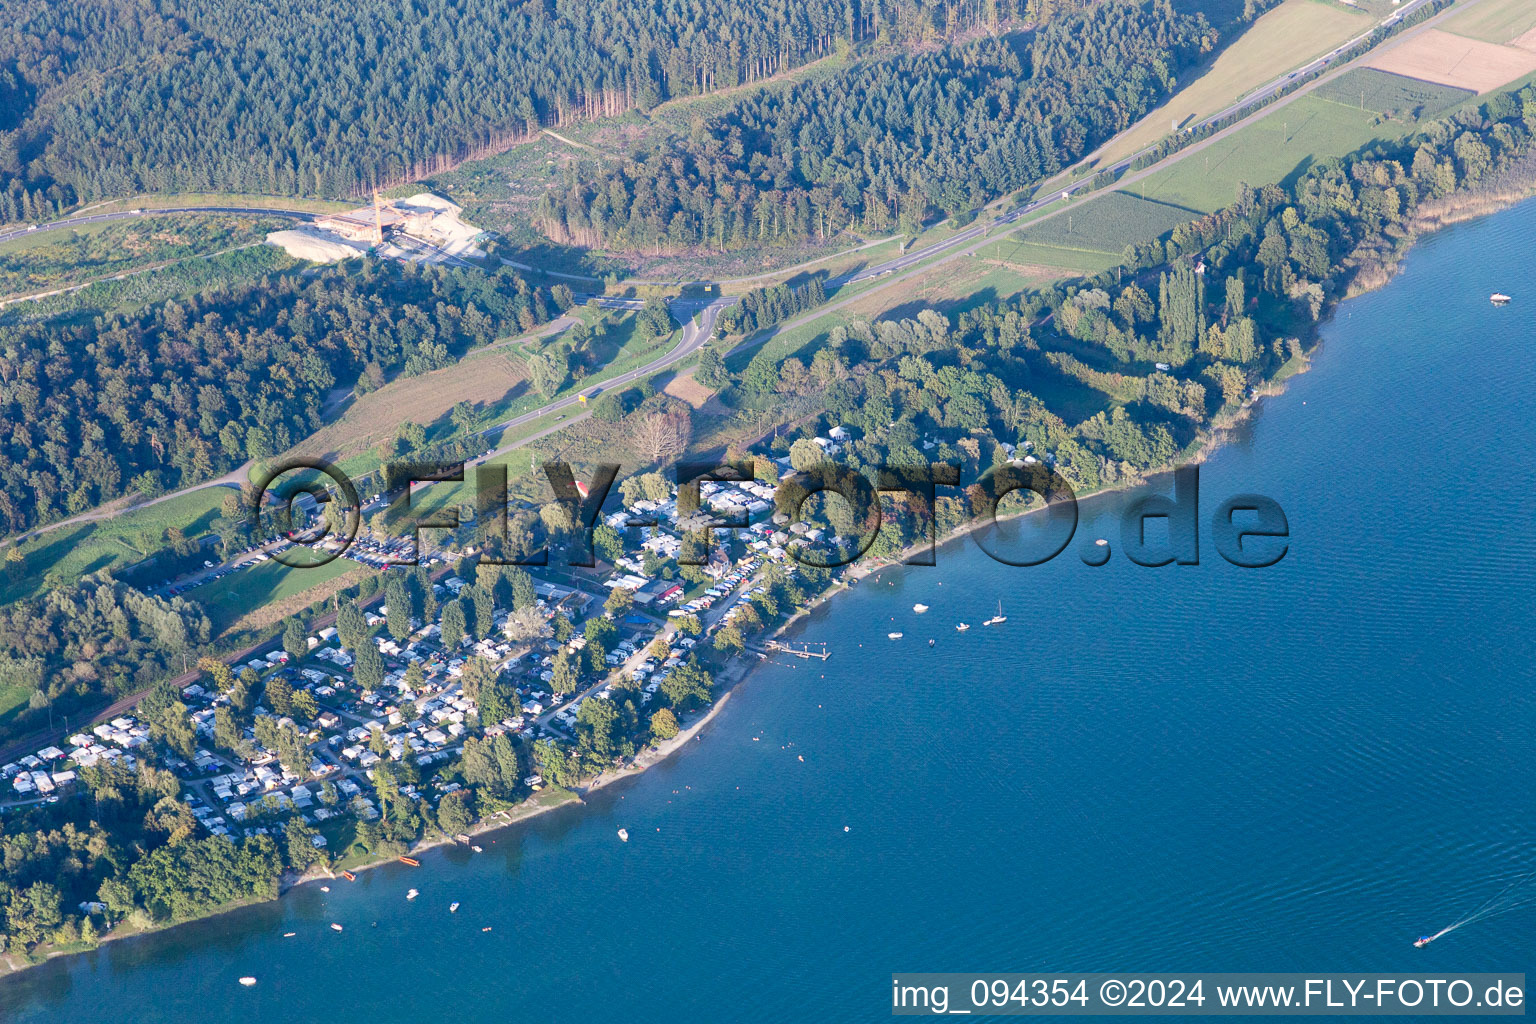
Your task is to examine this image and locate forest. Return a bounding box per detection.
[535,0,1212,252]
[0,261,552,538]
[707,84,1536,560]
[0,0,1083,221]
[0,574,211,747]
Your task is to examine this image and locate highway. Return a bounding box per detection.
[0,0,1456,558]
[843,0,1443,285]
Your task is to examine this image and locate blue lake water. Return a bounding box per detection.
[5,201,1535,1022]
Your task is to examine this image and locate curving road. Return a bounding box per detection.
[0,205,314,245]
[0,0,1461,556]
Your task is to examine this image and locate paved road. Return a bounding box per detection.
[470,294,735,462]
[841,0,1443,286]
[0,205,313,244]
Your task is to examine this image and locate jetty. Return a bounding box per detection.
[763,640,831,660]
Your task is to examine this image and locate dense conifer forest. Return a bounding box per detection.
[0,0,1087,221]
[535,0,1213,252]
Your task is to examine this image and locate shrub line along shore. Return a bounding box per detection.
[5,143,1534,987]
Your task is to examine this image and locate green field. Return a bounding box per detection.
[1092,0,1375,168]
[0,684,31,735]
[1016,192,1197,255]
[1,487,228,603]
[1440,0,1536,44]
[195,556,362,634]
[1132,94,1399,213]
[1315,68,1474,119]
[973,236,1126,276]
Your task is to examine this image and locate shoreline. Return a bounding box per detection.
[5,176,1534,988]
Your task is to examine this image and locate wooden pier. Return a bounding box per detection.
[763,640,830,660]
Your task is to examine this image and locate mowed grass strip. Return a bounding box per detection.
[1314,68,1474,118]
[1089,0,1375,168]
[196,556,363,634]
[0,488,228,602]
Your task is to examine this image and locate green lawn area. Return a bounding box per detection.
[0,683,32,735]
[1,487,228,603]
[1132,94,1400,212]
[972,236,1126,276]
[1015,192,1197,255]
[1092,0,1375,168]
[1440,0,1536,44]
[195,557,361,633]
[1314,69,1474,119]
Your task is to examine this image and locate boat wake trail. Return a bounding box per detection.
[1416,874,1536,947]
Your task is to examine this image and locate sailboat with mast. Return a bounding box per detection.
[983,601,1006,626]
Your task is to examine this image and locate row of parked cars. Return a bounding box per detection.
[154,548,276,597]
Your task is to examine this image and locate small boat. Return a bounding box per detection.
[887,632,903,639]
[617,828,629,842]
[398,856,420,867]
[449,902,460,913]
[1414,935,1433,948]
[482,926,492,932]
[471,845,483,853]
[341,871,356,881]
[319,886,329,892]
[1491,292,1512,305]
[1095,538,1108,547]
[955,622,969,632]
[406,889,419,900]
[983,600,1007,626]
[239,977,257,987]
[912,603,928,613]
[282,932,295,938]
[330,923,344,932]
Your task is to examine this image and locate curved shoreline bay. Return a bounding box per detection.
[5,199,1535,1022]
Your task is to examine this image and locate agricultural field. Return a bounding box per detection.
[1130,93,1395,213]
[1088,0,1375,169]
[293,330,549,462]
[1016,192,1196,255]
[1314,68,1474,118]
[1363,28,1536,94]
[1439,0,1536,45]
[971,235,1126,277]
